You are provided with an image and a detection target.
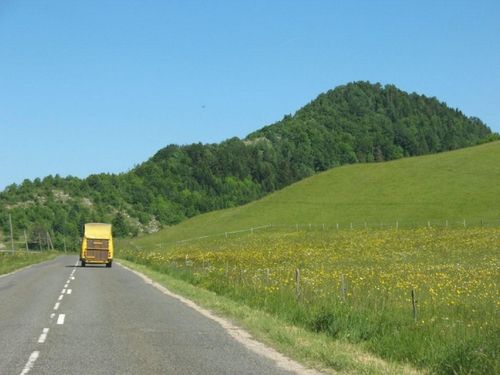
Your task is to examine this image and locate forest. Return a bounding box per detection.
[0,81,496,249]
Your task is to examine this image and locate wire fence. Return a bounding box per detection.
[3,216,500,253]
[140,217,500,251]
[0,214,69,253]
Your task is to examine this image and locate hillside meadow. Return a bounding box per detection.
[128,141,500,247]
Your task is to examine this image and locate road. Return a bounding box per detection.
[0,255,311,375]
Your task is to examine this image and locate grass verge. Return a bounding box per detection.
[0,251,59,276]
[118,258,421,375]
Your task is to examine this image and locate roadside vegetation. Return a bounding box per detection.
[0,251,58,276]
[120,227,499,374]
[119,258,421,375]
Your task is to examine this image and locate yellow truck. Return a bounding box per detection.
[80,223,113,268]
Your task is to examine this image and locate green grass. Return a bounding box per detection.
[118,258,421,375]
[0,251,58,276]
[128,141,500,248]
[120,228,499,374]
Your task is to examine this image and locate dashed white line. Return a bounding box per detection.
[37,328,49,343]
[22,262,77,374]
[19,350,39,375]
[57,314,65,325]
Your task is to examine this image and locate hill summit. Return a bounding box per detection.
[0,81,494,248]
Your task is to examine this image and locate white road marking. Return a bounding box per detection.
[58,294,63,301]
[66,280,70,284]
[50,313,55,319]
[19,350,39,375]
[38,328,49,343]
[119,262,322,375]
[64,284,68,288]
[54,302,60,310]
[57,314,65,325]
[70,276,75,280]
[61,289,66,294]
[67,289,72,294]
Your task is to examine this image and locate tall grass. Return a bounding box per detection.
[120,228,499,374]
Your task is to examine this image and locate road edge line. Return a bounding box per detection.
[117,261,323,375]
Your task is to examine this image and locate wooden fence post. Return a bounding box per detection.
[411,289,417,322]
[46,232,54,251]
[340,274,346,300]
[295,268,301,301]
[9,214,14,251]
[24,230,29,251]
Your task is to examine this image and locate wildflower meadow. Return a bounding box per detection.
[121,227,499,373]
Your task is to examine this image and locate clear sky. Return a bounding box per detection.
[1,1,499,190]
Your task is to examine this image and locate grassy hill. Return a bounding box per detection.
[130,141,500,246]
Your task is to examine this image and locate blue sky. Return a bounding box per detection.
[1,1,499,189]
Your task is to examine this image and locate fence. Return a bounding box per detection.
[144,217,500,250]
[0,214,71,253]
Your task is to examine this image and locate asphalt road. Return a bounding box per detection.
[0,255,303,375]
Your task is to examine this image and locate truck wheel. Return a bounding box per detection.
[81,260,86,267]
[106,261,112,268]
